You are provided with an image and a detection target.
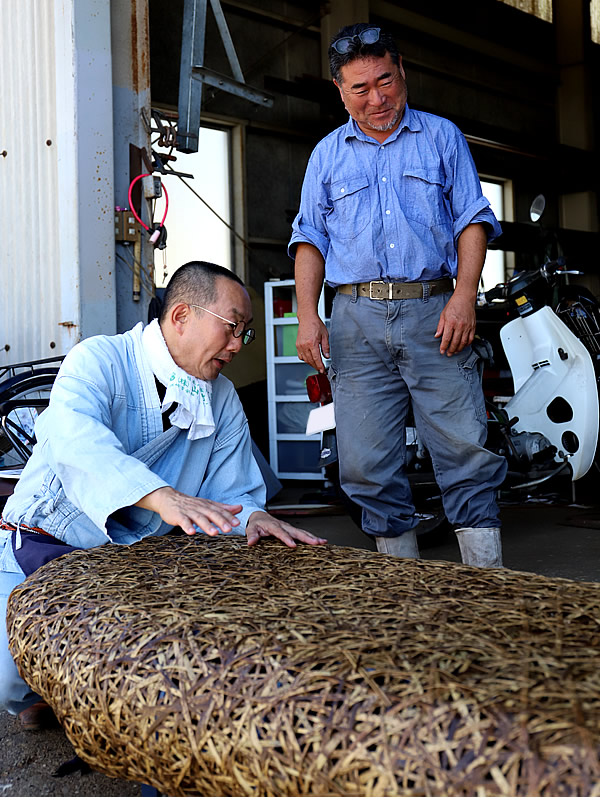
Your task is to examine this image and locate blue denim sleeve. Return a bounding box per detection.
[288,152,330,261]
[470,203,503,241]
[454,196,503,243]
[443,125,502,243]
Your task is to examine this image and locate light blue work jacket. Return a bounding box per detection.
[3,323,266,548]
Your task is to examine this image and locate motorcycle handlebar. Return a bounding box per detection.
[484,259,583,303]
[484,284,507,302]
[542,258,566,274]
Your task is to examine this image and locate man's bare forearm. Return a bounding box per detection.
[295,243,325,321]
[435,223,488,355]
[455,223,487,302]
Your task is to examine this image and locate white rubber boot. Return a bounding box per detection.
[375,530,420,559]
[455,527,503,567]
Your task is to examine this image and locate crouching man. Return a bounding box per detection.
[0,261,326,729]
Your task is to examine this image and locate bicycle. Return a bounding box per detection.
[0,356,64,468]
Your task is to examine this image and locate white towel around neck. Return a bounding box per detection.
[142,318,215,439]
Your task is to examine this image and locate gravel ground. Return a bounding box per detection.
[0,710,141,798]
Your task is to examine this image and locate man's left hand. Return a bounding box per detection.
[246,510,327,548]
[435,293,476,356]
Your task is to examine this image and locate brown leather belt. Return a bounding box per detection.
[337,277,454,300]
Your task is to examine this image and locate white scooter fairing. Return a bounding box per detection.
[501,305,599,480]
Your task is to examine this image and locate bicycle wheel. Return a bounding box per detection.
[0,373,57,468]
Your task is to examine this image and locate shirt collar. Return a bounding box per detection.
[343,104,421,144]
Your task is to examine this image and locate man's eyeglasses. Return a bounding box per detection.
[190,305,255,345]
[331,27,381,55]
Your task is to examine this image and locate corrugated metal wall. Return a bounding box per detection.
[0,0,117,369]
[0,1,64,366]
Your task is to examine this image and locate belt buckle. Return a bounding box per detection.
[369,281,392,300]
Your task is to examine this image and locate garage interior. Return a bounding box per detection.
[149,0,599,287]
[3,2,600,795]
[145,0,600,581]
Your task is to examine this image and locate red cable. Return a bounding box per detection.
[127,173,169,232]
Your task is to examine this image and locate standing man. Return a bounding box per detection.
[289,23,507,565]
[0,261,326,729]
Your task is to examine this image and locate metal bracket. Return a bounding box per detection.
[177,0,274,152]
[152,148,194,179]
[150,109,178,149]
[191,66,274,107]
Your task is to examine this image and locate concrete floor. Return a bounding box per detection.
[268,484,600,584]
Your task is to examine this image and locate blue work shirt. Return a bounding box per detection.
[289,105,502,285]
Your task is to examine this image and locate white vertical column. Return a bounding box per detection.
[54,0,116,346]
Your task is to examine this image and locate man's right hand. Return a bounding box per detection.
[136,486,243,536]
[296,315,330,373]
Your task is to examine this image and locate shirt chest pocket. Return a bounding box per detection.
[402,167,446,227]
[326,176,370,240]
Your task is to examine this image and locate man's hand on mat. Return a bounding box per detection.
[246,511,327,548]
[136,487,243,536]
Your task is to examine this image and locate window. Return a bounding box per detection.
[480,179,513,292]
[496,0,552,23]
[592,0,600,44]
[154,126,235,287]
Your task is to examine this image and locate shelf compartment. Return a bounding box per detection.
[277,440,322,474]
[275,362,318,396]
[274,322,299,357]
[275,401,318,434]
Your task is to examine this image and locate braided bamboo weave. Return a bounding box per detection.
[7,534,600,796]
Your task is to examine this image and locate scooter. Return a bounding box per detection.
[482,257,600,489]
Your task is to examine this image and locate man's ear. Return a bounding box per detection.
[333,79,346,107]
[169,302,190,333]
[398,55,406,80]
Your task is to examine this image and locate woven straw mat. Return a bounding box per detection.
[7,533,600,796]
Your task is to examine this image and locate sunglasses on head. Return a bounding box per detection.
[331,27,381,55]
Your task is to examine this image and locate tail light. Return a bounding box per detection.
[306,373,332,404]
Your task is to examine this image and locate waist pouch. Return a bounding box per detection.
[10,529,81,577]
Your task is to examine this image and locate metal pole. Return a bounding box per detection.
[177,0,207,152]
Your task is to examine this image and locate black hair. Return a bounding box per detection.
[328,22,400,84]
[158,261,245,322]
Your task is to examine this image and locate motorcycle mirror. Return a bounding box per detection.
[530,194,546,223]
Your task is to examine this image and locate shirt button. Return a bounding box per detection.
[382,177,387,182]
[390,243,395,248]
[340,187,345,193]
[386,210,391,215]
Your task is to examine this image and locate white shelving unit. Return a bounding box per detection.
[264,279,326,480]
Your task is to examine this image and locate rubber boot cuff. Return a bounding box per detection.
[375,529,420,559]
[455,526,503,568]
